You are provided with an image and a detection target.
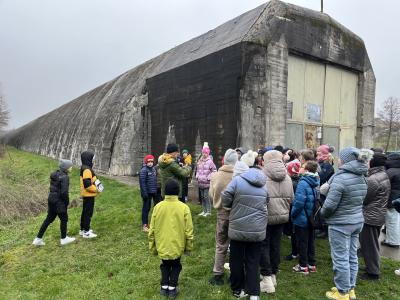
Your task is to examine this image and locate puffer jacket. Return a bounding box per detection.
[222,167,268,242]
[159,153,192,198]
[196,156,217,188]
[363,166,390,226]
[139,165,158,198]
[80,151,98,198]
[321,160,368,225]
[318,161,335,185]
[386,153,400,209]
[48,170,70,211]
[263,159,294,225]
[209,164,234,209]
[291,174,320,228]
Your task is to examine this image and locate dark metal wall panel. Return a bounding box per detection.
[147,44,242,164]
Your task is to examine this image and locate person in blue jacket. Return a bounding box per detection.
[291,161,320,275]
[139,154,158,232]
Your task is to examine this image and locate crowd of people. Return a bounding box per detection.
[30,142,400,300]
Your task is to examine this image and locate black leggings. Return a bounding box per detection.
[37,205,68,239]
[80,197,95,231]
[160,258,182,287]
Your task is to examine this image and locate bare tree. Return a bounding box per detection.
[377,97,400,152]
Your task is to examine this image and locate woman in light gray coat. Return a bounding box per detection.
[321,147,369,300]
[222,166,268,300]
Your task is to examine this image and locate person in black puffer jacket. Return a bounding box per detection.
[32,159,76,246]
[359,153,390,280]
[383,153,400,247]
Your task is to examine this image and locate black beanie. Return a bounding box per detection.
[165,179,180,196]
[370,153,387,168]
[166,143,179,154]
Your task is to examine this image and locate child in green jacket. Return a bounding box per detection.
[149,179,194,298]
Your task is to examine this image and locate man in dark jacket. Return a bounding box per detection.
[222,166,268,299]
[139,154,158,232]
[359,153,390,280]
[383,153,400,247]
[33,159,76,246]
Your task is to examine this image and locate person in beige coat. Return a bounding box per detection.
[260,150,294,294]
[208,149,238,286]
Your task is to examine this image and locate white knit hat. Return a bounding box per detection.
[240,150,258,167]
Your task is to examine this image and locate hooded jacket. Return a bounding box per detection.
[321,160,368,225]
[363,166,390,226]
[222,168,268,242]
[263,159,294,225]
[209,164,234,209]
[386,153,400,209]
[291,173,320,228]
[158,153,192,198]
[196,156,217,188]
[80,151,98,198]
[148,195,194,260]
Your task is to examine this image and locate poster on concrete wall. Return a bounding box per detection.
[306,103,322,122]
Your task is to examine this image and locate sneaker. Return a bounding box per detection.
[60,236,76,246]
[160,287,169,297]
[79,229,94,236]
[209,274,224,286]
[308,265,317,273]
[293,264,309,275]
[32,237,45,246]
[330,288,356,300]
[203,212,211,217]
[284,253,298,261]
[82,231,97,239]
[168,287,179,299]
[359,272,379,280]
[395,269,400,276]
[260,275,275,293]
[271,274,277,287]
[198,211,206,216]
[224,262,230,271]
[326,288,350,300]
[233,290,248,298]
[142,224,149,232]
[249,296,260,300]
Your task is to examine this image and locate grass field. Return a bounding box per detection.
[1,148,400,299]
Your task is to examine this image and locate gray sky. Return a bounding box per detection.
[0,0,399,129]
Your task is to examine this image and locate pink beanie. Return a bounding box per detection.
[317,145,330,162]
[202,147,210,155]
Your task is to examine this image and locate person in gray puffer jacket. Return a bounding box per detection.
[222,166,268,299]
[321,147,369,300]
[359,153,390,280]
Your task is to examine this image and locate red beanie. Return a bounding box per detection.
[144,155,155,164]
[287,159,301,176]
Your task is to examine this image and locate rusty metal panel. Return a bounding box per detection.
[286,123,304,150]
[324,65,341,126]
[287,56,305,122]
[304,124,320,149]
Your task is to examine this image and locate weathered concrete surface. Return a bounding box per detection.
[4,0,375,175]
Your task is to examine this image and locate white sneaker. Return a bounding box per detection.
[82,231,97,239]
[32,237,45,246]
[198,211,206,216]
[395,269,400,276]
[203,212,211,217]
[260,275,275,293]
[224,262,230,271]
[60,236,76,246]
[79,229,94,236]
[249,296,260,300]
[271,274,277,287]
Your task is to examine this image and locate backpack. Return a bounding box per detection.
[303,183,323,229]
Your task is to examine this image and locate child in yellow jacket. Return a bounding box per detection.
[149,179,194,298]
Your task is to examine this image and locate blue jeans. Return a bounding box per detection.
[199,188,211,214]
[328,223,363,294]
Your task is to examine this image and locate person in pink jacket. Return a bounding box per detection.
[196,146,217,217]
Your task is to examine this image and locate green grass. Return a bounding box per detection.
[1,148,400,299]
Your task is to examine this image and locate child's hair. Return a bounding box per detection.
[165,179,180,196]
[304,160,318,173]
[300,149,315,162]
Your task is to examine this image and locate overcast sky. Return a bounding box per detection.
[0,0,399,129]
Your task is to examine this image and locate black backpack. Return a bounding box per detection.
[303,183,323,229]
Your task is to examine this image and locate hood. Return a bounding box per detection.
[240,167,267,187]
[50,170,61,181]
[81,151,94,168]
[218,164,234,174]
[340,160,368,175]
[386,153,400,169]
[368,166,386,176]
[301,174,320,188]
[199,156,212,164]
[264,159,287,182]
[59,159,73,172]
[233,161,249,177]
[158,153,175,168]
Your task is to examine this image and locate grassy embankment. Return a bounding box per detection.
[1,147,400,299]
